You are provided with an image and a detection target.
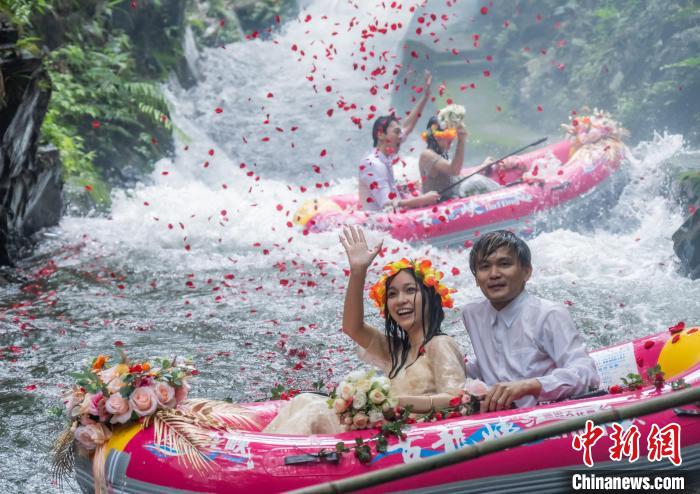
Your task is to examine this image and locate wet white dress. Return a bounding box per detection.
[263,332,467,435]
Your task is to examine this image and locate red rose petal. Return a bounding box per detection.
[668,321,685,334]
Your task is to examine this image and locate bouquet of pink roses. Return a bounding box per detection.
[53,347,197,493]
[63,349,196,452]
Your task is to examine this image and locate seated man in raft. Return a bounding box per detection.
[461,230,600,412]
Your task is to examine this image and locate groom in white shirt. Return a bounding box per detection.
[461,230,600,412]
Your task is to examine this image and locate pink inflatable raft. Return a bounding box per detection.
[294,138,628,247]
[75,326,700,493]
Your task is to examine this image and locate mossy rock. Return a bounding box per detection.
[673,208,700,280]
[675,170,700,207]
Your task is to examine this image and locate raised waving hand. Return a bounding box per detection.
[339,226,383,273]
[339,226,383,348]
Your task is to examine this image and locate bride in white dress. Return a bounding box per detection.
[263,226,471,435]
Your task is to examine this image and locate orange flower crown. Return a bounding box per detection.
[368,258,456,316]
[421,124,457,142]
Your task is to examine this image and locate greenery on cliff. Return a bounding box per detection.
[1,0,184,207]
[1,0,295,209]
[478,0,700,144]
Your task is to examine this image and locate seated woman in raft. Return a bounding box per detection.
[419,116,501,201]
[264,225,477,435]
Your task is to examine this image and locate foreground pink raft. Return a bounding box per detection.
[75,326,700,493]
[294,138,628,246]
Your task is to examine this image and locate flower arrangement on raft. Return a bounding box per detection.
[561,108,629,147]
[52,346,259,493]
[328,369,486,463]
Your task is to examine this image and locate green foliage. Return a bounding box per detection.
[269,383,287,400]
[620,372,643,390]
[268,383,302,400]
[41,110,111,205]
[186,0,241,47]
[671,378,690,391]
[239,0,294,29]
[3,0,187,210]
[46,406,64,417]
[334,406,412,464]
[0,0,52,30]
[646,364,665,384]
[477,0,700,143]
[663,56,700,70]
[40,28,174,200]
[593,7,618,20]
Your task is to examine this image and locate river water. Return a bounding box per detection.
[1,1,699,492]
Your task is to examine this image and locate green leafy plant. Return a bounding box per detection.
[646,364,665,390]
[268,384,301,401]
[333,406,413,464]
[611,363,688,394]
[40,31,174,201]
[671,378,690,391]
[0,0,53,30]
[620,372,644,391]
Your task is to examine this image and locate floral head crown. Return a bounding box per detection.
[368,258,455,316]
[421,124,457,142]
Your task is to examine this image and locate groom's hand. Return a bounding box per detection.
[480,378,542,413]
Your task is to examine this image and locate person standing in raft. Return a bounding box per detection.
[358,70,440,211]
[461,230,600,412]
[263,226,482,435]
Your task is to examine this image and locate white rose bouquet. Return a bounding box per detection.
[327,369,397,431]
[437,104,466,129]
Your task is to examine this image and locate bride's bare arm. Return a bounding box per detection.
[339,226,383,349]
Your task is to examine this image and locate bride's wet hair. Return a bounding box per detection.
[384,268,445,378]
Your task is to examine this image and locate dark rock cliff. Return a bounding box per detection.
[0,19,62,265]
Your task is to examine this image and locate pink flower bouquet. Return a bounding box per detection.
[63,347,197,452]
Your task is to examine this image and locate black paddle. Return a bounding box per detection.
[437,137,548,196]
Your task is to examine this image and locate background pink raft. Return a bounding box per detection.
[294,138,629,246]
[75,326,700,493]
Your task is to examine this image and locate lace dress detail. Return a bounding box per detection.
[263,331,467,435]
